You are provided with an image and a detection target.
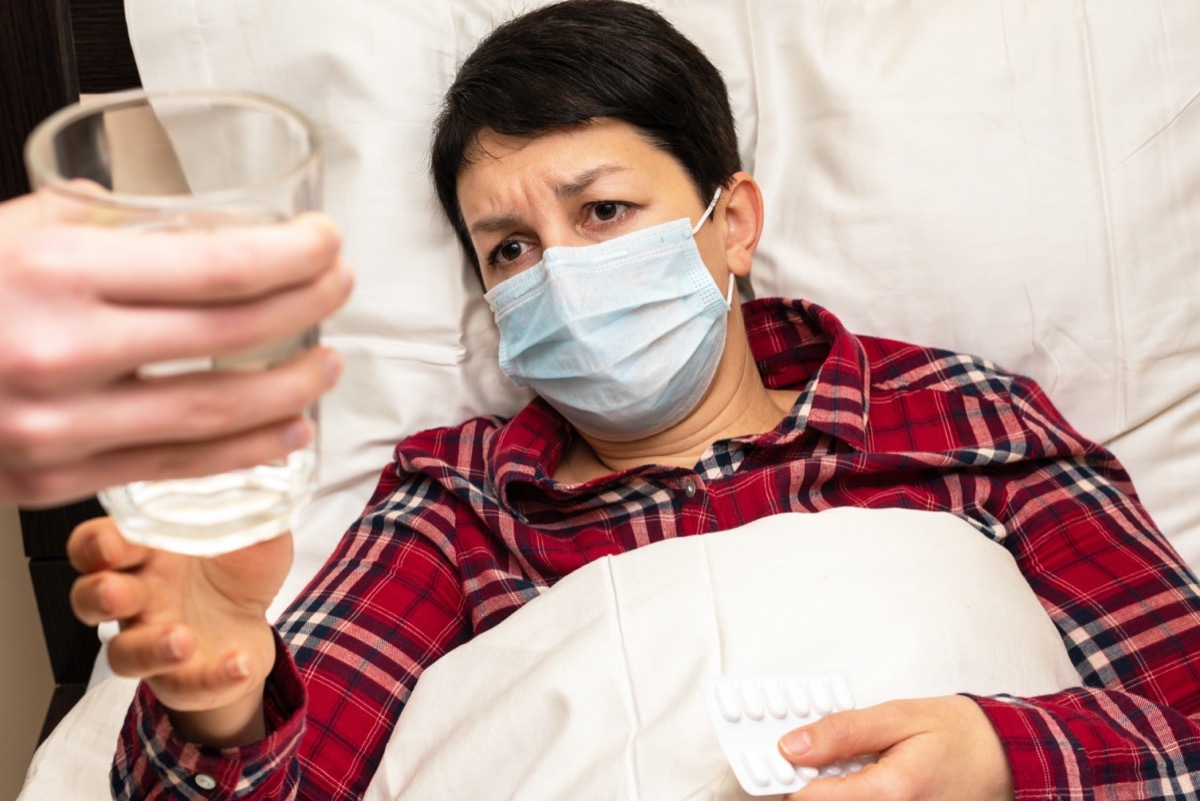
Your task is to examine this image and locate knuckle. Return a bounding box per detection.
[186,385,241,433]
[146,442,203,478]
[277,360,322,409]
[0,337,86,395]
[8,228,59,275]
[2,464,76,507]
[211,306,273,353]
[819,711,860,744]
[197,234,261,297]
[0,403,70,466]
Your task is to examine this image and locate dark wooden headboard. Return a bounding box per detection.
[0,0,140,742]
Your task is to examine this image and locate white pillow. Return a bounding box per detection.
[126,0,1200,579]
[738,0,1200,566]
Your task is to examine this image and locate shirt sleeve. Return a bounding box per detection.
[111,633,306,800]
[110,469,472,800]
[979,375,1200,800]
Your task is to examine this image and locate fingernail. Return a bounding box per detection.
[228,653,251,680]
[303,212,342,242]
[780,731,812,758]
[165,629,185,661]
[282,418,312,451]
[323,351,344,385]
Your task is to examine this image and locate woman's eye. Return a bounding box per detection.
[589,201,629,223]
[491,239,529,265]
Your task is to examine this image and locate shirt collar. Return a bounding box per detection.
[744,297,871,452]
[489,297,872,499]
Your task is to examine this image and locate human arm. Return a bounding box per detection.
[82,469,472,800]
[774,375,1200,800]
[0,187,353,506]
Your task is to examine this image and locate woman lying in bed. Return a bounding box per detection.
[68,1,1200,799]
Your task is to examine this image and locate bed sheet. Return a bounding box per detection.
[21,508,1082,800]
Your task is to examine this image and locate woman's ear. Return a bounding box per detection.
[720,171,764,279]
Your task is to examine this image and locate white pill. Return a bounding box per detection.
[821,763,844,778]
[741,750,772,787]
[809,676,833,715]
[795,765,821,782]
[715,680,742,723]
[785,677,811,717]
[767,751,796,784]
[762,679,788,719]
[829,674,856,710]
[738,680,766,721]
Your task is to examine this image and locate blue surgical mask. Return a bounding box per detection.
[484,189,733,441]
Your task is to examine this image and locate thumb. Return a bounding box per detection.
[779,702,913,766]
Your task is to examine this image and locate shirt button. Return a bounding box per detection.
[684,479,697,498]
[195,774,217,791]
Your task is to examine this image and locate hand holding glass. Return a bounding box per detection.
[24,90,324,555]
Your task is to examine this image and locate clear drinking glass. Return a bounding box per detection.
[24,90,323,556]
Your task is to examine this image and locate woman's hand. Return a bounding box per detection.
[778,696,1014,801]
[68,517,293,747]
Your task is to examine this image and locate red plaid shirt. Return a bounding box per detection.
[114,298,1200,800]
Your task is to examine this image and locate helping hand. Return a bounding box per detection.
[777,696,1014,801]
[0,187,353,507]
[68,517,292,746]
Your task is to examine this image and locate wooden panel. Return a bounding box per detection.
[3,0,139,745]
[21,501,106,705]
[27,558,101,687]
[70,0,140,93]
[0,0,78,203]
[20,500,106,560]
[5,0,149,750]
[0,0,138,202]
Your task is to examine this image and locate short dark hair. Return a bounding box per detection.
[430,0,741,277]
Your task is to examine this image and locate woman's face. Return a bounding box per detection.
[455,117,727,293]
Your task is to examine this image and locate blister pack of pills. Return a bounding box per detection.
[701,673,875,796]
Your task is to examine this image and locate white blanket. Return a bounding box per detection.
[366,508,1081,800]
[22,508,1081,800]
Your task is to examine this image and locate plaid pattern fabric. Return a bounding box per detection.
[113,298,1200,800]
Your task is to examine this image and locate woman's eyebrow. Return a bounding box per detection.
[555,164,627,200]
[470,213,523,236]
[468,164,630,235]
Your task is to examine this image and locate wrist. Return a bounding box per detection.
[168,687,267,748]
[165,622,278,748]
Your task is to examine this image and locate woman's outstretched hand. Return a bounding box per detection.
[68,516,293,747]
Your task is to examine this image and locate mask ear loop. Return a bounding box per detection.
[691,187,723,235]
[692,187,735,309]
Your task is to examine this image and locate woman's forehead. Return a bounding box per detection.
[457,121,688,214]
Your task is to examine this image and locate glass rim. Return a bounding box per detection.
[24,88,322,210]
